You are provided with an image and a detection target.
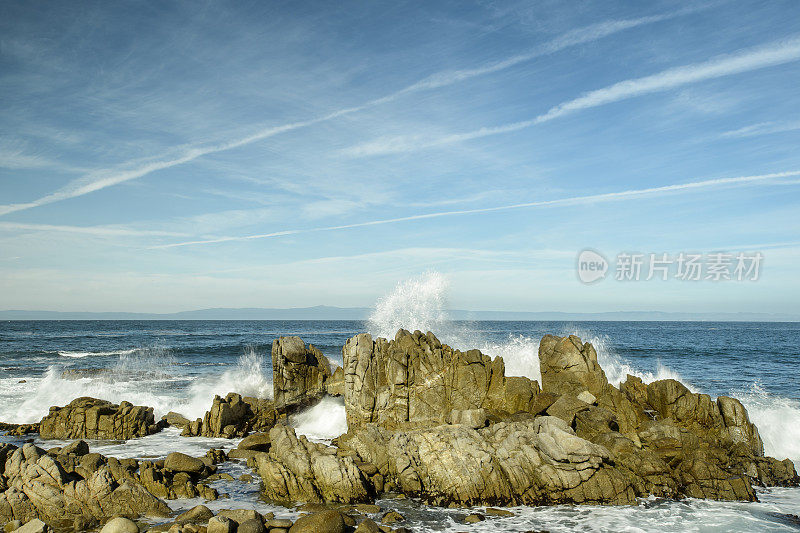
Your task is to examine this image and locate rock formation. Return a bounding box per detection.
[0,443,170,530]
[342,329,540,430]
[254,424,372,504]
[252,330,798,508]
[272,336,332,413]
[38,398,164,440]
[181,393,277,438]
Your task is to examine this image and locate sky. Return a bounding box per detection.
[1,0,799,315]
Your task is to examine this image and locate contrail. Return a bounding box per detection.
[0,6,709,217]
[344,36,800,156]
[155,170,800,248]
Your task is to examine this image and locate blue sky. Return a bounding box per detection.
[1,0,799,314]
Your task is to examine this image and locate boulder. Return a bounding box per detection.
[175,505,214,524]
[254,425,372,504]
[99,517,139,533]
[238,432,271,451]
[0,444,170,527]
[272,337,332,413]
[38,398,163,440]
[61,440,89,457]
[538,335,608,396]
[165,412,191,428]
[288,510,344,533]
[237,518,267,533]
[342,330,541,430]
[10,519,49,533]
[206,516,235,533]
[164,452,205,474]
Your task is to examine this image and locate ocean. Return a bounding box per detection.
[1,319,799,532]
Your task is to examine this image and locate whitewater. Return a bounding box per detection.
[1,272,798,531]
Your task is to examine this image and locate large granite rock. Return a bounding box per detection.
[181,393,277,438]
[538,335,608,397]
[254,425,372,504]
[342,330,540,430]
[0,443,170,529]
[38,398,163,440]
[272,336,332,413]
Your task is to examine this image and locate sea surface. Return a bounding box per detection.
[1,319,799,532]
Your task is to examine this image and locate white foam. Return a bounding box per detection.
[58,348,139,358]
[2,346,272,424]
[291,396,348,442]
[736,383,800,467]
[368,271,450,339]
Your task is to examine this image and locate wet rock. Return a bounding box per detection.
[38,397,163,440]
[288,510,344,533]
[485,507,514,517]
[380,510,404,524]
[99,517,139,533]
[272,336,332,413]
[166,412,191,428]
[464,513,485,523]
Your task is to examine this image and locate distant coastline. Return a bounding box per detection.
[1,306,798,322]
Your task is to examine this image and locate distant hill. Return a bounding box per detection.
[0,306,798,321]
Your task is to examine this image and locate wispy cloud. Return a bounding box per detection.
[0,6,703,217]
[156,170,800,248]
[721,120,800,138]
[343,36,800,157]
[0,222,186,238]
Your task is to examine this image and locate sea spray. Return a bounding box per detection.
[181,345,272,419]
[291,396,348,442]
[368,271,450,338]
[736,383,800,467]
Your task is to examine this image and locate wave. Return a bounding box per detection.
[57,348,139,358]
[1,345,272,424]
[291,396,348,442]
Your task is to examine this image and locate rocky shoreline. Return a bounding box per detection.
[1,331,797,532]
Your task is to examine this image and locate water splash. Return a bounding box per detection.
[368,271,450,338]
[735,383,800,467]
[290,396,348,442]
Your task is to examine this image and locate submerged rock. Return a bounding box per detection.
[38,397,164,440]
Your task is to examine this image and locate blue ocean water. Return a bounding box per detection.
[1,319,799,532]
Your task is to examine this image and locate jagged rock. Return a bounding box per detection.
[99,517,139,533]
[181,394,277,438]
[61,440,89,457]
[545,393,590,425]
[272,337,332,413]
[0,423,38,437]
[254,425,372,504]
[449,409,488,429]
[288,510,344,533]
[3,520,22,533]
[326,366,345,397]
[0,444,170,527]
[342,330,540,430]
[38,398,163,440]
[538,335,608,396]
